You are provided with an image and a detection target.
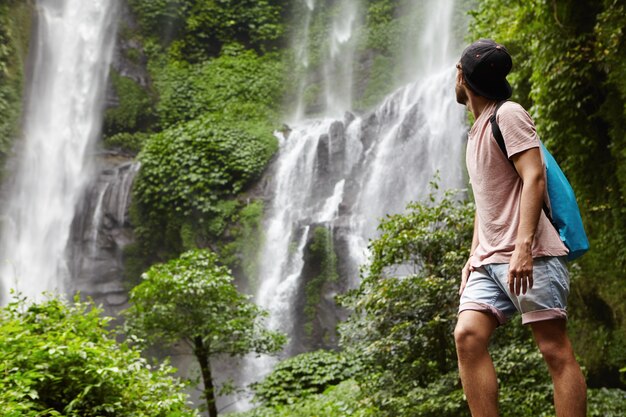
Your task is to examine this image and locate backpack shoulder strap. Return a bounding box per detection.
[489,100,509,159]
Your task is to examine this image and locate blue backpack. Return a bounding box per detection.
[490,102,589,261]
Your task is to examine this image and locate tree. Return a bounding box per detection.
[124,249,286,417]
[251,350,358,408]
[337,189,475,416]
[0,295,197,417]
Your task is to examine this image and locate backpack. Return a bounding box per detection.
[490,101,589,261]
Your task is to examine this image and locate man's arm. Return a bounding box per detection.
[459,211,479,295]
[509,146,545,295]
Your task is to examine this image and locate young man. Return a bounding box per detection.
[454,39,587,417]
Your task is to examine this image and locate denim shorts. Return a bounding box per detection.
[459,256,570,325]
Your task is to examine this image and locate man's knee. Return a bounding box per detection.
[455,323,487,354]
[454,311,496,358]
[532,321,576,372]
[536,337,575,371]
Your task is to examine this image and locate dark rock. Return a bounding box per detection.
[290,223,345,355]
[69,152,139,317]
[360,112,379,151]
[344,111,356,127]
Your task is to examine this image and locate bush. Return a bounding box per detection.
[588,387,626,416]
[128,0,287,58]
[152,45,286,129]
[103,131,150,154]
[104,71,156,136]
[0,295,197,416]
[252,350,357,407]
[232,380,378,417]
[129,114,277,264]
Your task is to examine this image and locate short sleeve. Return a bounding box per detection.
[496,102,540,159]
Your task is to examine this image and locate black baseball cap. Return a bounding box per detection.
[460,39,512,101]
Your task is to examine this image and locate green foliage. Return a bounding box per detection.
[354,54,394,111]
[338,190,474,415]
[219,200,266,287]
[588,387,626,416]
[303,226,338,338]
[125,249,285,354]
[125,249,286,417]
[134,119,275,214]
[152,46,286,129]
[0,1,31,162]
[104,71,156,137]
[113,2,288,269]
[232,380,378,417]
[362,0,397,52]
[128,0,287,59]
[131,116,277,264]
[128,43,284,266]
[252,350,356,408]
[341,274,464,416]
[367,189,474,279]
[489,332,554,416]
[0,295,197,417]
[103,131,150,154]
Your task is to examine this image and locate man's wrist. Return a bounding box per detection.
[514,237,533,253]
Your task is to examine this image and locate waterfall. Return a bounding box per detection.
[323,0,360,116]
[69,159,140,315]
[0,0,118,303]
[292,0,315,121]
[229,0,468,411]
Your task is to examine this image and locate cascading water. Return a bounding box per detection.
[323,0,360,115]
[233,0,468,409]
[69,160,140,314]
[292,0,315,121]
[0,0,118,303]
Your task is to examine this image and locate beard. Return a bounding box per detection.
[455,84,468,105]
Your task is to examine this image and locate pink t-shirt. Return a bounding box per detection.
[466,101,568,267]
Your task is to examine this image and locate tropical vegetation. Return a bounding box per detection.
[0,0,625,416]
[0,295,198,416]
[124,249,285,417]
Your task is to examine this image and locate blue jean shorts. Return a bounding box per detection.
[459,256,570,325]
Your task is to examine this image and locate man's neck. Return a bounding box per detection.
[467,95,497,120]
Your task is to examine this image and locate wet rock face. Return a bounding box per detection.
[313,120,349,204]
[105,0,151,109]
[69,151,139,317]
[291,223,347,355]
[114,2,149,84]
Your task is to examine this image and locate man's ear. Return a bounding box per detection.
[456,71,465,86]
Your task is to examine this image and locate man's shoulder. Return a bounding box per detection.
[495,100,535,127]
[498,100,527,115]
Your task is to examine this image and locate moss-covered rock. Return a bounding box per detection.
[0,0,33,167]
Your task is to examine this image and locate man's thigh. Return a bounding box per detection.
[487,256,570,324]
[459,266,517,325]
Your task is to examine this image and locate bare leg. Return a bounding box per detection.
[455,310,499,417]
[530,319,587,417]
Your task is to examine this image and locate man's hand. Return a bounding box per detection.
[459,257,474,295]
[507,245,533,295]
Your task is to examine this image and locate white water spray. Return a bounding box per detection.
[323,1,360,115]
[0,0,118,303]
[246,0,465,369]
